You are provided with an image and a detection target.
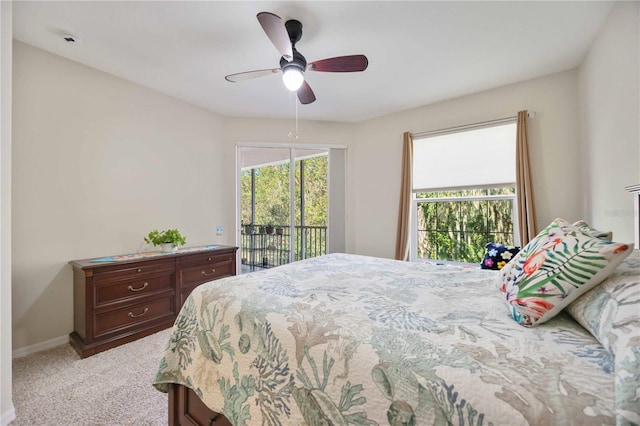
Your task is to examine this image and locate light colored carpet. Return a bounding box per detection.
[11,329,172,425]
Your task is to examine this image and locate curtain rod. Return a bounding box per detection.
[411,111,536,139]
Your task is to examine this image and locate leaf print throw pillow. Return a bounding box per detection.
[497,217,634,326]
[480,242,520,270]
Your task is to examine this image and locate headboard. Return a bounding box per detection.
[625,184,640,247]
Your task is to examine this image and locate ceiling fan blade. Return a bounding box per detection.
[297,80,316,104]
[307,55,368,72]
[225,68,280,83]
[257,12,293,61]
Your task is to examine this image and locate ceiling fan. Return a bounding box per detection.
[224,12,369,105]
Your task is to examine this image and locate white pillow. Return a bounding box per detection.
[566,249,640,424]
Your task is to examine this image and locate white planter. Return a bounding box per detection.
[159,243,176,253]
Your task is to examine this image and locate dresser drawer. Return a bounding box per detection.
[179,251,235,268]
[92,260,175,285]
[95,272,175,307]
[181,262,233,288]
[94,296,175,338]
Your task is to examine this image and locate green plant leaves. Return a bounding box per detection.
[144,228,187,247]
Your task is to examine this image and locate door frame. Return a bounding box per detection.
[235,142,347,273]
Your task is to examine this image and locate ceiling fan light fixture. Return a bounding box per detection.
[282,67,304,91]
[224,11,367,105]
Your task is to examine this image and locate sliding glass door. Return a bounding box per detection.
[237,145,344,274]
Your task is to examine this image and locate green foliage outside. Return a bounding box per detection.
[241,155,328,227]
[241,155,328,262]
[416,187,515,263]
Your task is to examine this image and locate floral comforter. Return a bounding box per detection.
[153,253,619,425]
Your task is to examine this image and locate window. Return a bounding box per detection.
[411,122,519,263]
[237,145,347,273]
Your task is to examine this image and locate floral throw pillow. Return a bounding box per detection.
[480,243,520,270]
[497,217,634,326]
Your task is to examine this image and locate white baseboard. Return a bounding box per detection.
[12,334,69,359]
[0,406,15,426]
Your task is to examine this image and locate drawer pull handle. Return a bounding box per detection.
[202,269,216,276]
[128,282,149,292]
[208,257,212,261]
[137,268,142,273]
[128,308,149,318]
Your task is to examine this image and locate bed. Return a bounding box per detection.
[153,240,640,425]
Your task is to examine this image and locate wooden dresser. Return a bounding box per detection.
[69,245,238,358]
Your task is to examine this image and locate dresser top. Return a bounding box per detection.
[70,244,238,269]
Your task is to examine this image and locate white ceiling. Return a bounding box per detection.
[13,1,614,123]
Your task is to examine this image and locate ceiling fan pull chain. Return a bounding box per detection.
[288,92,299,140]
[288,91,295,139]
[295,99,299,139]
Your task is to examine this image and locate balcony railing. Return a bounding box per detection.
[414,194,516,262]
[240,225,327,272]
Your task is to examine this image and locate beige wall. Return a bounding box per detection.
[1,2,14,424]
[352,70,582,258]
[11,42,230,350]
[579,1,640,243]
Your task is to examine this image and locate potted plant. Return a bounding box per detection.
[144,228,187,253]
[275,226,284,236]
[243,223,255,234]
[265,223,275,235]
